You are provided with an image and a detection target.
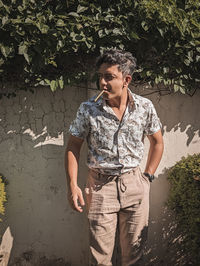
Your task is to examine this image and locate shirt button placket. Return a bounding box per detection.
[117,127,124,167]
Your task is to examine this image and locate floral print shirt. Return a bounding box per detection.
[69,89,161,175]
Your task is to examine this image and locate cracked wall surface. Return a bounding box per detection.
[0,86,88,266]
[0,86,200,266]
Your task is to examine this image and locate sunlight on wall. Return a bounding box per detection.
[22,128,64,148]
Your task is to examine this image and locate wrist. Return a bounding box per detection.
[68,180,78,189]
[144,168,154,175]
[143,172,155,182]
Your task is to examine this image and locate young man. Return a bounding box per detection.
[65,49,164,266]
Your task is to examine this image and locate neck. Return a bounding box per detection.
[107,88,128,109]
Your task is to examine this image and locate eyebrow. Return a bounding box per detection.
[97,72,117,76]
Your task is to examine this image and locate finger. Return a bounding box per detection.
[68,194,80,212]
[73,197,83,212]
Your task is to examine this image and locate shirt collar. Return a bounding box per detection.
[94,88,139,110]
[128,88,139,111]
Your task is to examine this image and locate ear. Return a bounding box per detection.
[124,75,132,85]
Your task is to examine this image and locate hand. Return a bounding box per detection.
[68,184,85,213]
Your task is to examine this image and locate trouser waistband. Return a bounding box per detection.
[89,166,139,193]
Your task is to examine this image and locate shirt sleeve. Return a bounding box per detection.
[144,101,162,135]
[69,103,89,139]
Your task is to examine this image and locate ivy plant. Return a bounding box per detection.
[167,153,200,265]
[0,174,6,222]
[0,0,199,98]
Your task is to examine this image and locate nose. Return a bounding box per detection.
[99,76,107,87]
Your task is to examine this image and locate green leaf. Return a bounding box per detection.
[98,30,104,37]
[184,59,190,66]
[56,19,65,27]
[24,53,30,64]
[77,5,88,13]
[163,67,169,74]
[113,28,122,35]
[35,22,49,34]
[141,21,148,31]
[157,27,164,37]
[130,31,140,40]
[38,80,46,85]
[25,18,34,24]
[180,87,186,94]
[17,5,24,12]
[0,45,14,58]
[168,6,173,15]
[44,79,51,85]
[18,43,27,55]
[196,55,200,62]
[68,12,79,17]
[174,84,180,92]
[0,58,4,66]
[58,76,64,89]
[12,18,23,24]
[50,80,57,92]
[2,16,10,26]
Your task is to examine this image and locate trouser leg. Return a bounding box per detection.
[119,173,150,266]
[88,212,118,266]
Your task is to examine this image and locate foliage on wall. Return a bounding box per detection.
[0,174,6,222]
[167,153,200,265]
[0,0,199,97]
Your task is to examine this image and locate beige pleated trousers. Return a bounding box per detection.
[85,167,150,266]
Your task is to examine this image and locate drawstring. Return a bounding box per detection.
[93,170,127,193]
[118,177,127,193]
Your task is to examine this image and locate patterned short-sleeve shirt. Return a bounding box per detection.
[69,89,161,175]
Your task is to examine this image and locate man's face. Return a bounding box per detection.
[97,63,126,100]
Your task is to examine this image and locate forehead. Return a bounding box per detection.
[98,63,121,74]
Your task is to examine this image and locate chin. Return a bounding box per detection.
[103,93,109,99]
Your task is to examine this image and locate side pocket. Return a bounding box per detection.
[139,168,150,186]
[142,173,150,184]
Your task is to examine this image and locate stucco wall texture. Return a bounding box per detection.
[0,86,200,266]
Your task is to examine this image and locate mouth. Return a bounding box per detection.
[101,87,110,93]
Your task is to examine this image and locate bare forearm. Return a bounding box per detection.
[65,148,80,188]
[65,135,85,212]
[145,142,164,175]
[145,130,164,175]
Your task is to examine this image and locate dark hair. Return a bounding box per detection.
[96,49,137,76]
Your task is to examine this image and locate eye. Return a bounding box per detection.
[104,74,114,81]
[96,73,116,81]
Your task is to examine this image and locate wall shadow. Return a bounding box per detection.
[133,86,200,146]
[0,86,199,265]
[0,87,89,265]
[142,171,193,266]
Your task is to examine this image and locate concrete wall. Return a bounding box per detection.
[0,86,199,266]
